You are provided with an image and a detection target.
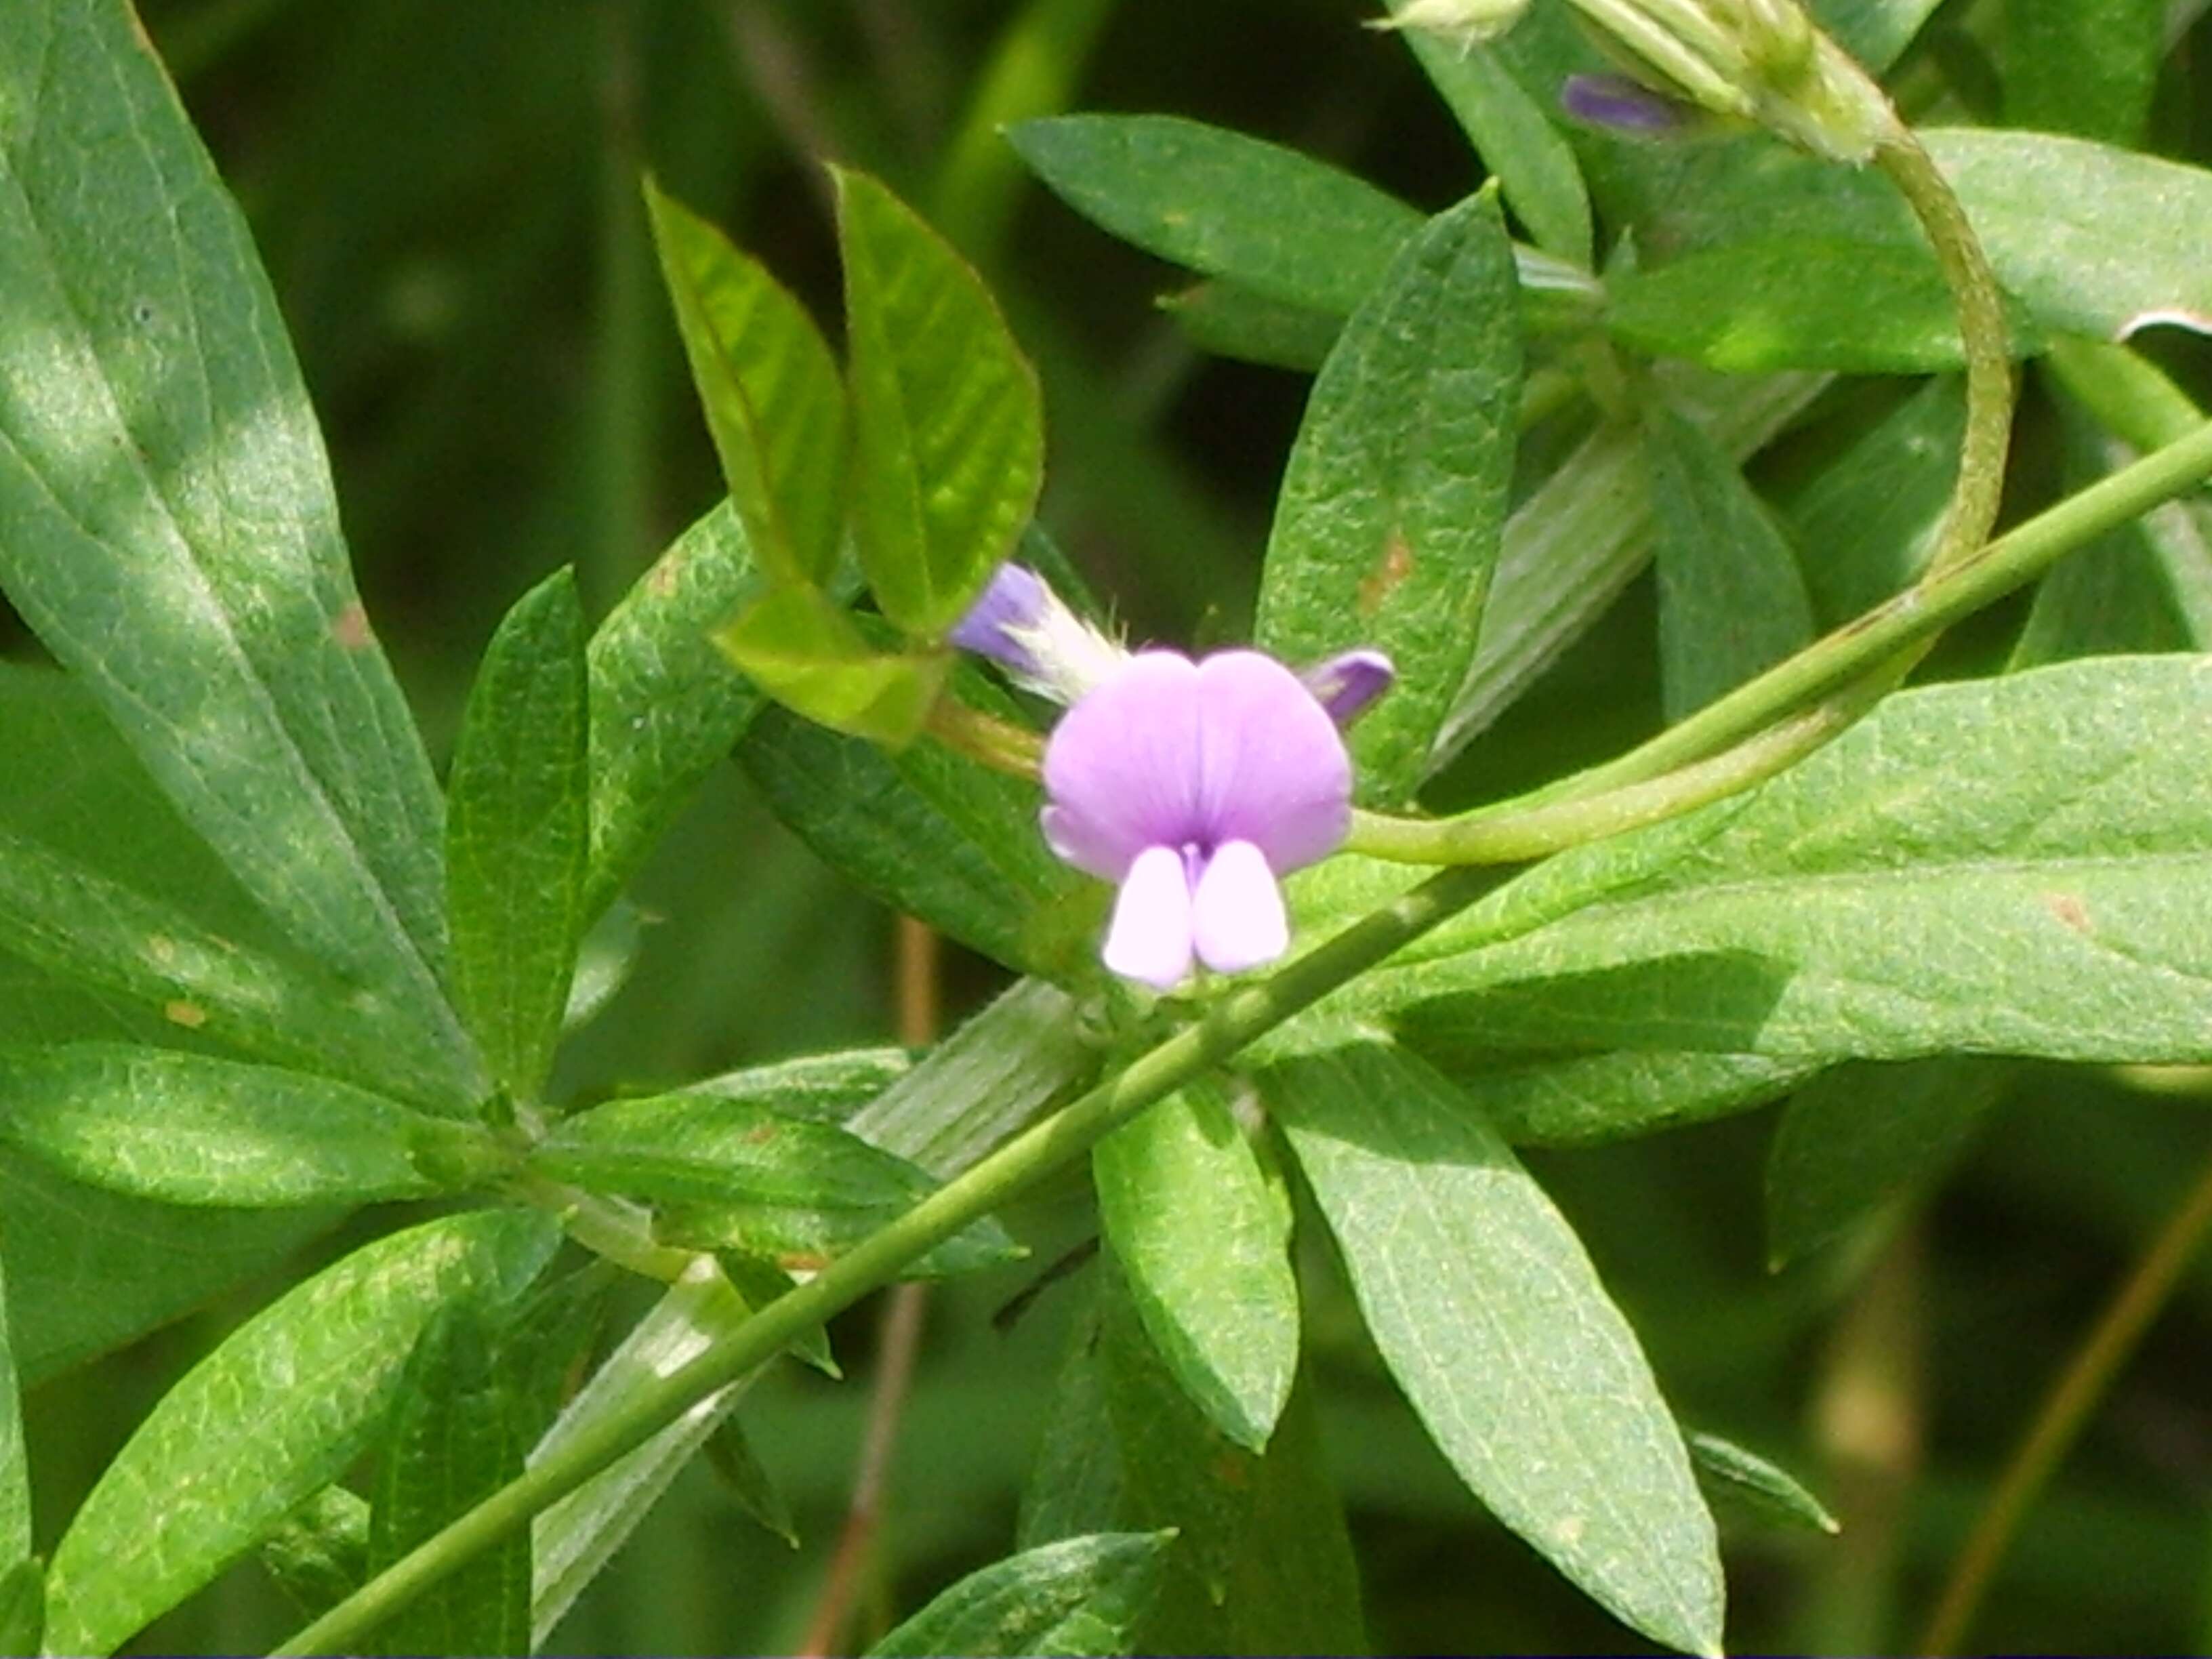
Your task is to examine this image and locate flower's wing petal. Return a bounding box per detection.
[1191,839,1290,975]
[1040,651,1204,878]
[1103,844,1195,989]
[1192,651,1352,874]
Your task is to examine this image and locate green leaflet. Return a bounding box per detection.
[835,167,1043,634]
[2004,0,2167,146]
[583,500,764,924]
[1784,375,1964,626]
[0,1254,24,1565]
[1686,1432,1841,1536]
[1158,281,1341,373]
[1268,1040,1723,1658]
[1366,661,2212,1134]
[0,0,460,1064]
[368,1303,530,1657]
[644,177,847,587]
[42,1208,556,1657]
[1256,189,1521,802]
[1765,1059,2009,1265]
[863,1532,1174,1659]
[0,1044,490,1208]
[1643,407,1816,720]
[260,1487,370,1622]
[1093,1087,1297,1452]
[714,582,951,746]
[0,1559,38,1659]
[446,570,592,1099]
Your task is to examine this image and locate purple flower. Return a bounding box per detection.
[1040,649,1356,989]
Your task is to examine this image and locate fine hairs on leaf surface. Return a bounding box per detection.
[14,0,2212,1654]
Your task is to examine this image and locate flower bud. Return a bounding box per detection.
[1370,0,1535,50]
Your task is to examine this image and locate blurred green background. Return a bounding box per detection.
[11,0,2212,1652]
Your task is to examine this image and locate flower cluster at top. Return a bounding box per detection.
[951,564,1391,989]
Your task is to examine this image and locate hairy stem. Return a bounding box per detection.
[1917,1148,2212,1656]
[1351,414,2212,862]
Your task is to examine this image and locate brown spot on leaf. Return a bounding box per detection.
[648,554,682,598]
[777,1250,832,1273]
[331,602,373,651]
[163,1000,207,1029]
[2044,892,2091,933]
[743,1121,781,1147]
[1359,533,1415,615]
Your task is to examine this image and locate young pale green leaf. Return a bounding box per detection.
[0,1150,335,1385]
[584,501,766,922]
[1257,189,1521,802]
[1094,1266,1367,1655]
[534,1092,1019,1277]
[1766,1059,2009,1266]
[1386,7,1593,266]
[834,167,1043,634]
[716,583,951,747]
[864,1532,1174,1659]
[42,1208,556,1657]
[1608,239,2043,374]
[0,1255,24,1565]
[739,687,1094,982]
[2014,407,2212,665]
[531,1260,762,1649]
[0,0,462,1065]
[703,1413,800,1548]
[1367,661,2212,1145]
[2004,0,2166,146]
[368,1303,529,1658]
[1433,371,1825,762]
[1687,1432,1841,1535]
[260,1486,370,1621]
[0,1044,491,1208]
[644,177,846,587]
[1007,115,1422,316]
[0,1559,39,1659]
[446,569,591,1099]
[1784,376,1964,625]
[1269,1041,1724,1657]
[1094,1088,1296,1454]
[1643,407,1816,720]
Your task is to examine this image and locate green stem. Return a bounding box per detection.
[272,857,1518,1657]
[1349,415,2212,863]
[2044,335,2209,455]
[1916,1147,2212,1657]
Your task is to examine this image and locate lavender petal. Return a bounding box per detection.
[1040,651,1204,880]
[1103,844,1195,989]
[1191,651,1351,875]
[947,563,1052,678]
[1301,649,1396,727]
[1191,840,1290,974]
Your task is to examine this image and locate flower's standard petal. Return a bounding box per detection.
[1103,844,1195,989]
[1191,651,1352,874]
[1041,651,1204,879]
[1191,840,1290,975]
[1301,649,1397,728]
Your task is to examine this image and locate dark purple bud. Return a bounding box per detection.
[1561,73,1699,137]
[948,562,1052,681]
[1301,649,1396,727]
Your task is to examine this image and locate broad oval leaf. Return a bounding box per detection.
[834,168,1043,634]
[1257,188,1522,802]
[446,570,591,1099]
[0,1044,489,1207]
[0,0,466,1075]
[1268,1040,1724,1658]
[1093,1088,1297,1453]
[42,1208,557,1657]
[644,177,846,587]
[863,1532,1174,1659]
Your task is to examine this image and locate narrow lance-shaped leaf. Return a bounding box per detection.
[1268,1040,1724,1657]
[1687,1432,1841,1535]
[0,1044,494,1208]
[368,1303,530,1658]
[863,1532,1175,1659]
[446,569,591,1099]
[2004,0,2166,146]
[644,178,846,586]
[1784,375,1963,626]
[1257,188,1522,802]
[260,1487,370,1622]
[583,501,766,923]
[0,1560,38,1659]
[1643,406,1816,720]
[835,167,1043,634]
[0,0,465,1071]
[1093,1086,1297,1453]
[0,1254,25,1565]
[41,1209,557,1658]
